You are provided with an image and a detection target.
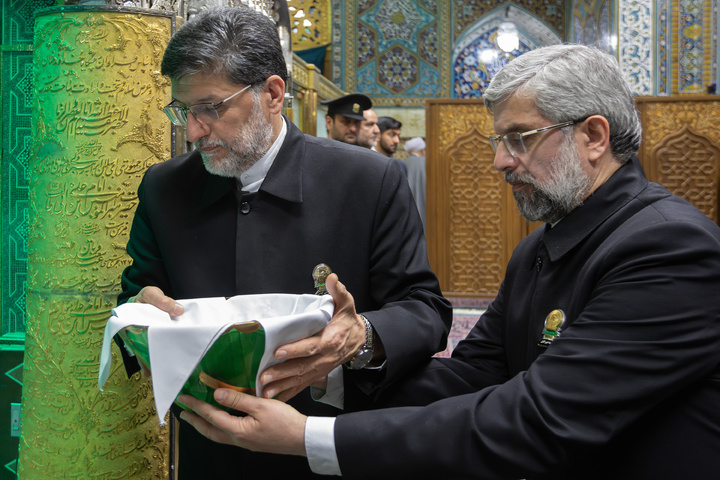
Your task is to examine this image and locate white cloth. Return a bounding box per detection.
[98,293,334,425]
[305,416,341,476]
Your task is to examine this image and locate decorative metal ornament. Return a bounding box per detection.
[538,309,566,348]
[312,263,332,295]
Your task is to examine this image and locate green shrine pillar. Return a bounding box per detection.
[19,6,177,478]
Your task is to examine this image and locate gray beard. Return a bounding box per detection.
[506,133,592,224]
[197,95,274,178]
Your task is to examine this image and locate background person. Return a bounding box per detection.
[403,136,426,230]
[322,93,371,144]
[179,44,720,480]
[118,7,452,479]
[356,108,380,149]
[374,116,401,157]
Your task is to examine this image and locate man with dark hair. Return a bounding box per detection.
[322,93,371,144]
[180,44,720,480]
[374,116,402,157]
[118,6,451,479]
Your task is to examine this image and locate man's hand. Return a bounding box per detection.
[128,286,184,376]
[259,274,366,401]
[128,286,185,316]
[178,390,307,456]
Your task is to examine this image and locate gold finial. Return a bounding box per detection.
[312,263,332,295]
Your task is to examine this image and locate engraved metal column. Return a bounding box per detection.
[20,6,175,478]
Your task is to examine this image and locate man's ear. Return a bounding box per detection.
[264,75,286,114]
[584,115,611,162]
[325,114,333,132]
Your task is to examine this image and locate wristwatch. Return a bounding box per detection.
[345,315,374,370]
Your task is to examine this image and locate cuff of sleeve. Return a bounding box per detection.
[364,359,386,370]
[123,343,136,357]
[305,416,341,476]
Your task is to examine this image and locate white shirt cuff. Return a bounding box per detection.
[310,365,345,409]
[305,416,341,476]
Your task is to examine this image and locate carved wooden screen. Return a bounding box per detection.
[636,96,720,225]
[426,99,539,300]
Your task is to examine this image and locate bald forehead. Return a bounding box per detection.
[363,109,378,123]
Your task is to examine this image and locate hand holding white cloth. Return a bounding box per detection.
[98,294,334,424]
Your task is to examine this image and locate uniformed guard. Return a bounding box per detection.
[322,93,372,145]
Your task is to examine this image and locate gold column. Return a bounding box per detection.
[20,7,175,478]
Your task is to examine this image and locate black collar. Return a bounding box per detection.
[197,115,306,209]
[542,160,648,261]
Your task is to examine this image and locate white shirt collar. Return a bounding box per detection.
[237,118,288,193]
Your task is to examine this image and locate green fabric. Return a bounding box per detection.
[120,326,266,410]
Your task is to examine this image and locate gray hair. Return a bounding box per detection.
[483,44,641,164]
[161,7,288,87]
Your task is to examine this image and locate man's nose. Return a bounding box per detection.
[493,142,519,172]
[185,113,211,143]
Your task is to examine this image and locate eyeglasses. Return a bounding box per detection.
[163,84,253,126]
[488,118,586,158]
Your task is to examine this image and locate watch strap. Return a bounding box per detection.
[345,315,374,370]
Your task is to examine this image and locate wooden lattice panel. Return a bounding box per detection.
[427,100,529,299]
[638,96,720,225]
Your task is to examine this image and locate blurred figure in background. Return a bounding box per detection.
[357,108,381,149]
[322,93,371,144]
[404,136,426,231]
[375,116,401,157]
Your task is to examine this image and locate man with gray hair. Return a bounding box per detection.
[117,6,451,479]
[179,44,720,479]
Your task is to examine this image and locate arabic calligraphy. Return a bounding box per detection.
[22,9,173,479]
